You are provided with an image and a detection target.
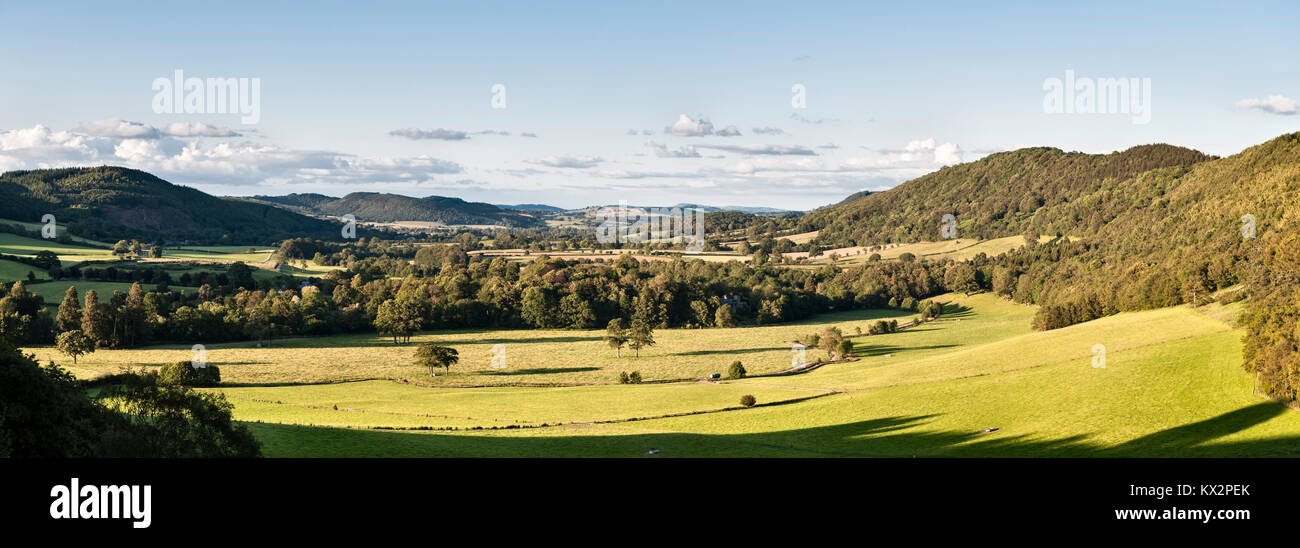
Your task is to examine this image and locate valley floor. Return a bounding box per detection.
[37,292,1300,457]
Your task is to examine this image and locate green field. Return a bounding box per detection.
[0,232,114,263]
[25,280,199,306]
[33,291,1300,457]
[31,306,919,385]
[0,259,50,282]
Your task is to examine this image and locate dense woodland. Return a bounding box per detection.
[0,246,964,350]
[800,144,1214,246]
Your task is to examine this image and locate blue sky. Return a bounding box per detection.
[0,0,1295,209]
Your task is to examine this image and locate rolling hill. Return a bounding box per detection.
[0,166,340,244]
[804,144,1214,246]
[252,192,543,227]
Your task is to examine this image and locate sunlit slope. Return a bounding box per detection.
[762,296,1232,391]
[207,381,823,429]
[238,295,1300,457]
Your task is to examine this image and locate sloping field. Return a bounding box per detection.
[205,380,823,429]
[0,259,50,282]
[0,233,113,263]
[227,295,1300,457]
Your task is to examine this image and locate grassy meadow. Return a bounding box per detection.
[24,284,1300,457]
[30,306,918,385]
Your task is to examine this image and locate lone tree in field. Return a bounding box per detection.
[604,318,629,357]
[819,326,845,359]
[415,343,458,376]
[740,394,756,407]
[726,360,746,380]
[55,330,95,364]
[628,319,656,358]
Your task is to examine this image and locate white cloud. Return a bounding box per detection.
[1234,94,1298,115]
[858,137,965,166]
[790,113,839,124]
[0,123,463,187]
[527,155,603,168]
[665,114,715,137]
[716,125,742,137]
[645,141,701,158]
[696,144,817,156]
[752,127,784,135]
[78,118,160,139]
[162,122,241,137]
[388,128,471,140]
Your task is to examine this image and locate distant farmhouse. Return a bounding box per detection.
[721,293,748,311]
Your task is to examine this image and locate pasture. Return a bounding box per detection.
[31,288,1300,457]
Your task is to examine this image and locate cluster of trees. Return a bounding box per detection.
[797,326,853,361]
[1240,231,1300,404]
[867,319,900,335]
[0,337,259,457]
[1,249,60,272]
[414,343,458,376]
[7,220,968,354]
[604,318,655,358]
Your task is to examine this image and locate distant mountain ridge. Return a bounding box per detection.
[0,166,339,244]
[249,192,542,227]
[496,203,566,212]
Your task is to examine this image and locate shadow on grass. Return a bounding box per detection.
[671,346,786,357]
[474,367,601,376]
[242,402,1300,458]
[855,344,958,357]
[439,335,604,345]
[939,303,975,318]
